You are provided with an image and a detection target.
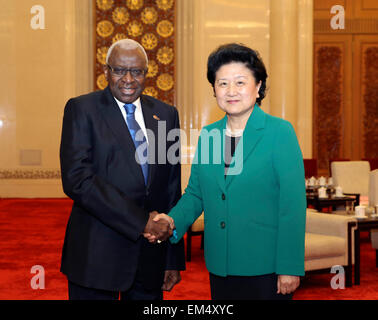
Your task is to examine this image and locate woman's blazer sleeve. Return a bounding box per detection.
[272,120,307,276]
[169,136,204,243]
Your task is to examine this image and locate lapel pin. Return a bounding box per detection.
[153,115,160,121]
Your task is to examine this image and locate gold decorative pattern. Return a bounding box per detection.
[127,20,143,37]
[112,33,128,43]
[156,0,173,11]
[157,46,173,65]
[97,0,114,11]
[141,33,158,50]
[97,46,109,65]
[156,73,173,91]
[112,7,129,24]
[143,86,159,98]
[156,20,173,38]
[95,0,176,105]
[0,169,61,179]
[146,60,158,78]
[97,20,115,38]
[126,0,144,10]
[97,74,108,90]
[141,7,158,24]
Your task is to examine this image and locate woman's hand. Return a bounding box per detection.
[153,213,175,229]
[143,213,175,243]
[277,275,300,295]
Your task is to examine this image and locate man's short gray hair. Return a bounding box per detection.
[106,39,149,66]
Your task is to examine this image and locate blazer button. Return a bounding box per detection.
[220,221,226,229]
[221,193,226,200]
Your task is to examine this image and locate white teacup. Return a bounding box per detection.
[335,186,343,197]
[318,176,326,186]
[309,176,316,186]
[318,187,327,198]
[355,205,366,217]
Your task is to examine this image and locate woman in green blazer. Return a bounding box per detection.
[146,43,306,300]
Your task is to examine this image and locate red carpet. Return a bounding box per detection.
[0,198,377,300]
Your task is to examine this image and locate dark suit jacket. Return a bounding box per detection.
[59,87,185,292]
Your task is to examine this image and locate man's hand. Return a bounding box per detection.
[277,275,300,295]
[143,213,175,243]
[162,270,181,291]
[154,213,175,229]
[143,211,173,242]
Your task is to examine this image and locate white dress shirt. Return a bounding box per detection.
[114,97,149,143]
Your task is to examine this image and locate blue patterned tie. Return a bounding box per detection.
[124,104,148,185]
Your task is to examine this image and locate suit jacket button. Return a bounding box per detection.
[220,221,226,229]
[221,193,226,200]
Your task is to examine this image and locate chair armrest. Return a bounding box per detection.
[343,193,360,206]
[306,210,357,238]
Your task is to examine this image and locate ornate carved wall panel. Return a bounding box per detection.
[94,0,176,105]
[353,36,378,159]
[363,46,378,158]
[313,39,349,173]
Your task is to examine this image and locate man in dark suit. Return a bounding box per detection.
[59,39,185,300]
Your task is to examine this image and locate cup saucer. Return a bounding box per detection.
[355,215,367,219]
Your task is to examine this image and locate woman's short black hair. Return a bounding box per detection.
[207,43,268,105]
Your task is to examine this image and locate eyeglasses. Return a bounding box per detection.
[107,65,146,78]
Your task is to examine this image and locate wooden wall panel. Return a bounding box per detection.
[314,0,348,13]
[355,0,378,18]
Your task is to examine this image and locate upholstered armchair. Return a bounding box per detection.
[331,160,371,205]
[305,209,357,287]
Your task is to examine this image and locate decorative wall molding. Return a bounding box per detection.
[0,169,61,180]
[314,18,378,34]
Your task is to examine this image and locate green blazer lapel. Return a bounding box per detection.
[241,104,266,162]
[225,105,266,187]
[208,116,227,193]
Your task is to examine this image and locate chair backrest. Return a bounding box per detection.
[331,161,371,196]
[363,158,378,171]
[303,159,317,178]
[369,169,378,206]
[329,158,350,176]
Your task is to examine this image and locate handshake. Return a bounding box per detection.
[143,211,175,244]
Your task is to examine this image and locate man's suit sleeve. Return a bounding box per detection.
[60,98,149,242]
[165,108,186,271]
